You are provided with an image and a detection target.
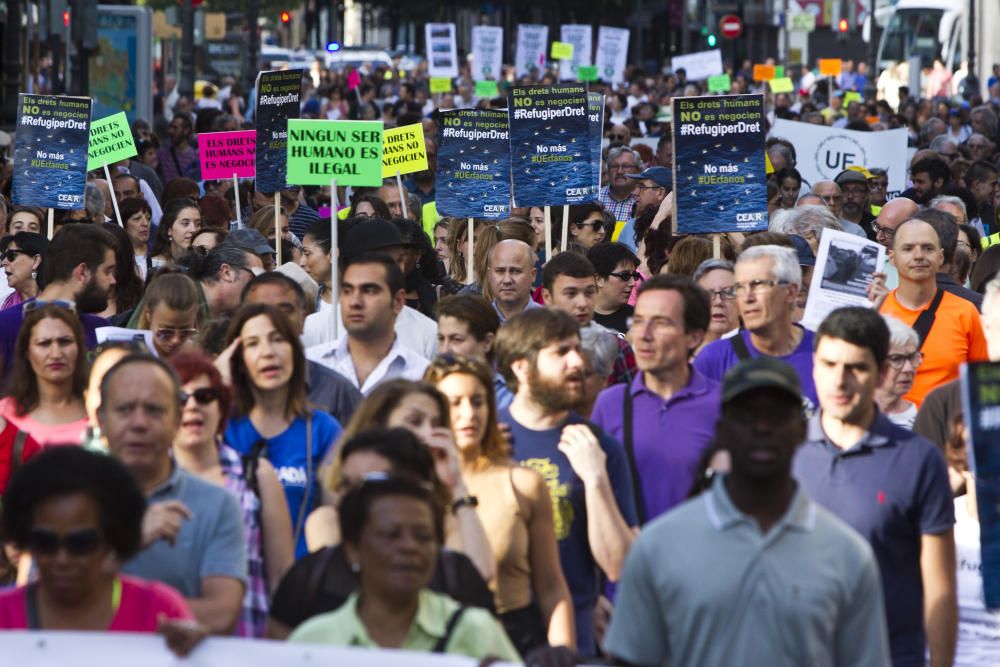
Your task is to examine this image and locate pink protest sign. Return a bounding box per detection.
[199,130,256,180]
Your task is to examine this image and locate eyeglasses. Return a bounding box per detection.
[180,387,220,405]
[635,184,665,191]
[28,527,102,557]
[23,300,76,315]
[732,279,789,296]
[706,286,737,301]
[887,351,923,369]
[574,221,604,231]
[608,270,641,282]
[872,222,895,239]
[609,163,638,171]
[1,249,32,263]
[153,327,198,343]
[608,134,629,141]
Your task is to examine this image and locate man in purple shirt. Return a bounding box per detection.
[591,274,720,523]
[156,113,198,185]
[694,244,818,416]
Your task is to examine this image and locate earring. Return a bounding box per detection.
[350,562,361,573]
[31,271,37,280]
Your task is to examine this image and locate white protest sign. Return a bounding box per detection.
[771,119,909,196]
[670,49,724,81]
[96,326,156,355]
[596,26,630,84]
[425,23,459,78]
[515,24,549,78]
[471,26,504,81]
[559,24,593,81]
[801,228,886,331]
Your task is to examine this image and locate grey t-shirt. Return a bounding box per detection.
[122,464,247,598]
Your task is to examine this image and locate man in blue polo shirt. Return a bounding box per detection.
[591,274,720,522]
[794,306,956,667]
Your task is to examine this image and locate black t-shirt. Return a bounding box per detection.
[269,545,495,630]
[593,304,633,336]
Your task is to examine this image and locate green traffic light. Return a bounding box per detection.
[700,26,708,36]
[707,35,717,47]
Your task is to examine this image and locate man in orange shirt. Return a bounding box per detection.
[879,218,988,407]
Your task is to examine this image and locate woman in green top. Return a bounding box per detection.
[288,473,520,662]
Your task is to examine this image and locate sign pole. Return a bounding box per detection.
[102,163,123,227]
[712,233,721,259]
[330,179,339,340]
[396,170,409,219]
[274,192,282,266]
[47,208,54,240]
[544,206,552,263]
[561,204,569,252]
[233,175,242,229]
[466,218,475,285]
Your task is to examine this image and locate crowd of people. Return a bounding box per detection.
[0,45,999,666]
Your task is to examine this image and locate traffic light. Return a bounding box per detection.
[700,25,717,47]
[707,33,717,47]
[325,41,341,52]
[837,18,848,41]
[280,11,291,23]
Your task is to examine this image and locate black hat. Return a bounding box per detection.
[721,357,802,404]
[343,218,404,260]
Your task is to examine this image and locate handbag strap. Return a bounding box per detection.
[622,388,647,525]
[729,330,752,361]
[291,415,313,549]
[432,606,467,653]
[912,289,945,350]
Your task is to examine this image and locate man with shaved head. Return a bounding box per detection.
[488,239,540,322]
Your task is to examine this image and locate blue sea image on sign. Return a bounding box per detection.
[12,95,91,210]
[436,109,511,219]
[508,84,593,207]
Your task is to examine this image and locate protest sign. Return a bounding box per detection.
[255,69,302,194]
[96,326,155,355]
[769,77,795,93]
[508,84,592,207]
[775,66,785,77]
[436,109,511,219]
[818,58,843,76]
[12,94,91,212]
[381,123,427,179]
[551,42,574,60]
[199,131,256,180]
[515,25,549,78]
[578,66,598,82]
[843,91,863,105]
[559,25,593,81]
[430,77,453,94]
[588,93,605,193]
[707,74,732,93]
[672,94,767,233]
[771,119,909,195]
[752,64,775,81]
[960,361,1000,608]
[595,26,630,84]
[286,120,383,187]
[425,23,459,78]
[87,112,137,172]
[800,228,885,330]
[471,26,503,81]
[475,80,500,98]
[670,49,724,81]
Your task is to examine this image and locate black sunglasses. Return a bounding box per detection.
[608,270,641,281]
[180,387,220,405]
[28,527,102,556]
[1,249,32,263]
[574,221,604,231]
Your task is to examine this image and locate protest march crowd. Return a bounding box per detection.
[3,20,1000,667]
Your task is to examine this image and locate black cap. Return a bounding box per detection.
[343,218,404,260]
[721,357,802,404]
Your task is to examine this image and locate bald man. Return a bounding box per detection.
[488,239,540,322]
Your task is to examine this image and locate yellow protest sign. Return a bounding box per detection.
[818,59,842,76]
[430,77,453,93]
[381,123,428,179]
[843,91,862,105]
[769,77,794,94]
[551,41,575,60]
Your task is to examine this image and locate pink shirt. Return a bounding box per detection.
[0,576,192,631]
[0,398,88,447]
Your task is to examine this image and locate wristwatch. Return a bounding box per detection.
[451,495,479,512]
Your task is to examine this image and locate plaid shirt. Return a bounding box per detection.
[598,185,639,222]
[609,331,638,386]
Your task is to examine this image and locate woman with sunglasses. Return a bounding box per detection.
[565,203,607,250]
[0,446,206,657]
[425,356,575,655]
[304,379,495,584]
[875,316,923,430]
[0,232,46,310]
[288,473,520,662]
[0,304,89,447]
[150,198,202,270]
[170,350,294,638]
[223,304,342,559]
[134,272,200,359]
[588,242,641,335]
[268,427,494,639]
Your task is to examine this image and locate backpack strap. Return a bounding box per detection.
[241,438,268,497]
[621,388,647,525]
[10,430,27,478]
[432,606,467,653]
[912,289,945,350]
[729,331,752,361]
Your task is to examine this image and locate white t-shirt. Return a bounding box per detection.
[885,403,918,431]
[953,496,1000,666]
[301,302,437,359]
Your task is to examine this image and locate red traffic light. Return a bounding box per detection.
[63,10,70,27]
[280,11,291,23]
[838,18,849,32]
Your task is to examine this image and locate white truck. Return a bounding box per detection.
[875,0,1000,107]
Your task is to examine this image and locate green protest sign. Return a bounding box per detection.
[430,77,453,93]
[707,74,732,93]
[769,77,794,94]
[286,119,383,187]
[475,80,499,98]
[843,91,862,105]
[87,112,137,171]
[774,66,785,78]
[577,66,598,81]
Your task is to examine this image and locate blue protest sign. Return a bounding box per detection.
[671,93,767,234]
[436,109,511,219]
[507,84,592,207]
[588,92,604,193]
[12,94,92,210]
[254,69,303,194]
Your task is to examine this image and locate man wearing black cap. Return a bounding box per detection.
[605,356,889,666]
[617,165,672,253]
[835,169,877,240]
[228,228,276,272]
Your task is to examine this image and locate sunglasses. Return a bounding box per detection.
[153,327,197,343]
[23,299,76,315]
[574,221,604,231]
[28,527,102,556]
[608,270,641,282]
[2,249,32,263]
[180,387,220,405]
